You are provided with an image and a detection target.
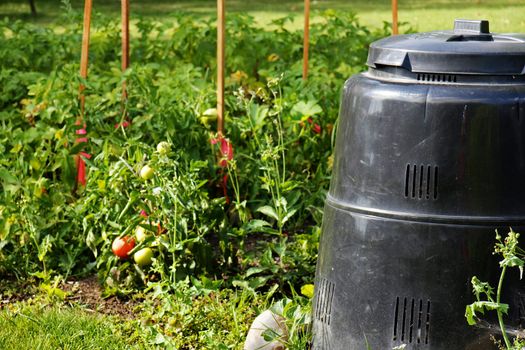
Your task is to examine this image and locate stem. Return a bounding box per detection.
[169,178,178,286]
[278,84,285,181]
[497,266,512,349]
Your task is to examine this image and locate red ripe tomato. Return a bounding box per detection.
[112,236,135,258]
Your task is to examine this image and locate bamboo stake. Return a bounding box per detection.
[79,0,93,118]
[75,0,93,189]
[303,0,310,80]
[217,0,225,136]
[121,0,130,102]
[392,0,399,35]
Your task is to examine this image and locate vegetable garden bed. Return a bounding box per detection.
[0,6,394,349]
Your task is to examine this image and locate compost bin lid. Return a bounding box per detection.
[367,19,525,75]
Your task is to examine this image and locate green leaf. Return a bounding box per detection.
[40,283,67,300]
[117,195,137,221]
[291,100,323,118]
[107,221,121,229]
[0,167,18,184]
[246,266,268,277]
[153,333,167,345]
[86,229,97,258]
[471,276,493,300]
[465,304,481,326]
[301,284,315,298]
[37,235,53,262]
[280,180,299,192]
[465,301,509,326]
[500,256,524,268]
[281,208,297,225]
[243,219,271,233]
[262,328,281,342]
[257,205,279,221]
[248,103,269,130]
[248,276,271,290]
[233,276,271,292]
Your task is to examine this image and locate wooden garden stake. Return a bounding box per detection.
[392,0,399,35]
[303,0,310,80]
[75,0,94,189]
[79,0,92,118]
[121,0,130,102]
[217,0,225,136]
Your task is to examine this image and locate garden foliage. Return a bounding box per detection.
[0,7,403,348]
[0,9,390,295]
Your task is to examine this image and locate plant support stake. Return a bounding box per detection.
[79,0,92,118]
[392,0,399,35]
[121,0,129,102]
[75,0,93,188]
[217,0,225,136]
[303,0,310,80]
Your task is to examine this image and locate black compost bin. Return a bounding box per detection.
[313,19,525,350]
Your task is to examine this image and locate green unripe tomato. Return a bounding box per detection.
[134,247,153,266]
[140,165,154,180]
[135,225,149,242]
[156,141,171,155]
[202,108,218,118]
[199,109,217,127]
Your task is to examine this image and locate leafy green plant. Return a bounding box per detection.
[465,229,525,350]
[0,9,390,300]
[135,279,267,349]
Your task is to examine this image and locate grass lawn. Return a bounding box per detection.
[0,304,141,349]
[0,277,281,350]
[2,0,525,32]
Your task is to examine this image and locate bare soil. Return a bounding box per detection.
[0,278,36,306]
[1,275,139,319]
[61,275,138,319]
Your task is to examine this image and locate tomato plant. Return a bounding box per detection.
[0,10,393,296]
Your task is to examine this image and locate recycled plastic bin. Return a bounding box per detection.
[313,19,525,350]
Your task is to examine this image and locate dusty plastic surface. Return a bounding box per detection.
[313,19,525,350]
[367,19,525,75]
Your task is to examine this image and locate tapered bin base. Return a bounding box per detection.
[313,203,524,350]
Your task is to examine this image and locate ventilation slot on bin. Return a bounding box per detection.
[315,278,335,325]
[417,73,457,83]
[405,164,439,200]
[393,297,431,346]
